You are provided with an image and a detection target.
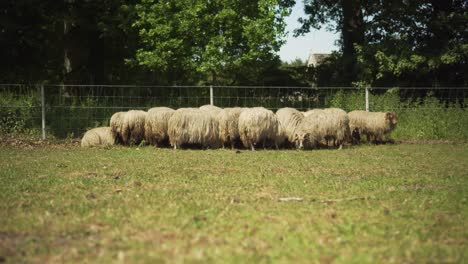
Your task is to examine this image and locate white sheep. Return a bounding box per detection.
[238,107,280,151]
[144,107,175,147]
[348,110,398,143]
[121,110,147,145]
[110,111,125,144]
[199,104,223,116]
[81,127,115,147]
[295,108,350,149]
[276,107,304,148]
[218,107,245,149]
[168,108,220,149]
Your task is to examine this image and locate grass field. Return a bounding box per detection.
[0,143,467,263]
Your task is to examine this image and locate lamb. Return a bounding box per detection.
[110,111,125,144]
[144,107,175,147]
[168,108,220,149]
[275,107,304,148]
[294,108,350,149]
[121,110,147,145]
[348,110,398,143]
[218,107,245,149]
[238,107,280,151]
[81,127,115,147]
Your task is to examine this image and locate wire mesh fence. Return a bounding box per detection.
[0,84,467,140]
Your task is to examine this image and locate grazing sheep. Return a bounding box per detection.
[81,127,115,147]
[110,111,125,144]
[144,107,175,147]
[276,107,304,148]
[122,110,147,145]
[168,108,220,149]
[322,108,351,147]
[218,107,245,149]
[199,104,223,116]
[238,107,280,151]
[294,108,350,149]
[348,110,398,143]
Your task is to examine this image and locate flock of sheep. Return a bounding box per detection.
[81,105,398,150]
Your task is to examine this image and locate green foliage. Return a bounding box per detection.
[0,91,41,135]
[132,0,294,85]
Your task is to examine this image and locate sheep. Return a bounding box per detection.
[217,107,245,149]
[81,127,115,147]
[144,107,175,147]
[322,108,351,147]
[238,107,280,151]
[276,107,304,148]
[294,108,350,149]
[199,104,223,116]
[168,108,220,149]
[110,111,125,144]
[121,110,147,145]
[348,110,398,143]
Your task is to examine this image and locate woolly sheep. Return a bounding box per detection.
[322,108,351,147]
[168,108,220,149]
[144,107,175,147]
[276,107,304,147]
[110,111,125,144]
[218,107,245,149]
[238,107,280,151]
[348,110,397,143]
[294,108,350,149]
[122,110,147,145]
[81,127,115,147]
[199,104,223,116]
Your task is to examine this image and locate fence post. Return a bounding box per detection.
[41,85,46,140]
[210,85,214,105]
[365,87,369,112]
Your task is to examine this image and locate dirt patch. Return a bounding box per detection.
[0,136,80,149]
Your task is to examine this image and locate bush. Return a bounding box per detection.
[0,91,41,136]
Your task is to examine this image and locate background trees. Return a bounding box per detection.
[0,0,465,86]
[297,0,467,87]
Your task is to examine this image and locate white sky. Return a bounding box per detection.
[278,2,339,62]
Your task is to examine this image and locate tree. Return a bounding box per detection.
[364,0,467,86]
[296,0,467,87]
[132,0,294,85]
[295,0,364,85]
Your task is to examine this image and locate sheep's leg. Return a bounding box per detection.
[230,141,235,150]
[262,139,266,150]
[250,141,255,151]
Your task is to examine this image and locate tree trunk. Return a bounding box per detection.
[341,0,364,85]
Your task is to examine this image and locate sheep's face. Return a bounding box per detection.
[351,128,361,142]
[294,133,309,149]
[386,112,398,128]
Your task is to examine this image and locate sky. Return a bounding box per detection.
[278,2,339,62]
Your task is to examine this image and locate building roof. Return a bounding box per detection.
[307,53,331,67]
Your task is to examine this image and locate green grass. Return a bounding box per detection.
[0,144,467,263]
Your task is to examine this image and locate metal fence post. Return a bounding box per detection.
[210,85,214,105]
[365,87,369,111]
[41,85,46,140]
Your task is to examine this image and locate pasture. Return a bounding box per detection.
[0,143,467,263]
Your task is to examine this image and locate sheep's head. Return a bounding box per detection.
[386,112,398,128]
[294,133,310,150]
